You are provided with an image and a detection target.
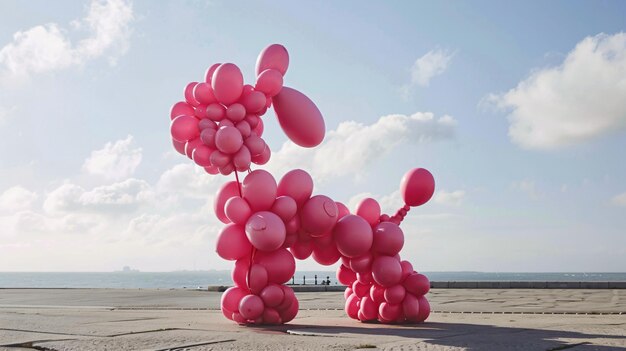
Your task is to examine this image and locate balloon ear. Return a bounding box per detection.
[272,87,325,147]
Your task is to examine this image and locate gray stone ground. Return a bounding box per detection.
[0,289,624,350]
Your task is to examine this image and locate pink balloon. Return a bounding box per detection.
[379,302,401,321]
[349,253,373,273]
[246,211,286,251]
[232,312,247,324]
[192,144,213,167]
[344,287,353,300]
[254,248,295,284]
[402,293,420,321]
[171,115,200,142]
[239,294,264,320]
[245,114,260,128]
[357,271,373,285]
[212,63,244,105]
[206,103,226,121]
[214,181,240,224]
[260,284,284,307]
[401,260,414,281]
[300,195,338,236]
[194,104,208,119]
[416,295,431,322]
[170,101,195,119]
[356,198,381,226]
[333,214,373,257]
[221,286,246,313]
[185,138,202,159]
[263,307,281,324]
[247,264,268,294]
[285,215,301,235]
[372,222,404,256]
[216,224,252,260]
[345,293,359,320]
[244,134,265,156]
[210,150,230,168]
[219,119,235,128]
[255,69,283,97]
[242,91,266,113]
[193,82,216,105]
[235,120,251,138]
[219,163,235,175]
[370,284,385,304]
[184,82,200,106]
[254,117,264,137]
[359,296,378,321]
[311,244,340,265]
[279,294,299,323]
[200,128,216,148]
[256,44,289,76]
[199,118,217,130]
[172,139,185,155]
[400,168,435,207]
[403,273,430,296]
[336,264,357,286]
[233,146,251,172]
[231,257,250,288]
[273,87,325,147]
[384,285,406,305]
[289,239,312,260]
[242,170,277,212]
[251,144,271,165]
[336,202,351,219]
[271,196,297,221]
[352,280,369,298]
[226,103,246,122]
[215,126,243,154]
[371,256,402,287]
[204,165,219,175]
[277,285,296,311]
[204,63,221,83]
[224,196,252,225]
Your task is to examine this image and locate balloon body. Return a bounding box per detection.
[289,240,312,260]
[206,103,225,121]
[345,293,359,319]
[371,256,402,287]
[247,264,268,294]
[212,63,244,105]
[171,116,199,142]
[246,211,286,251]
[232,257,250,288]
[379,302,401,321]
[256,69,283,97]
[300,195,338,236]
[355,198,381,226]
[221,286,246,313]
[416,295,431,322]
[401,168,435,207]
[215,126,243,154]
[193,82,216,105]
[256,44,289,76]
[170,101,195,119]
[242,170,277,212]
[216,224,251,261]
[349,254,373,273]
[271,196,297,221]
[359,296,377,321]
[214,181,240,224]
[404,273,430,296]
[254,248,295,284]
[260,284,284,307]
[311,243,340,265]
[242,91,266,113]
[372,222,404,256]
[336,264,357,286]
[273,87,325,147]
[277,169,313,208]
[225,197,252,225]
[384,285,406,304]
[226,103,246,122]
[333,215,373,258]
[184,82,200,106]
[239,294,264,320]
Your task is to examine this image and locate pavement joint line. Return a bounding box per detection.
[152,338,236,351]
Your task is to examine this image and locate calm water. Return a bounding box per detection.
[0,271,624,289]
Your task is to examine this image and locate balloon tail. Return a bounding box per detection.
[234,168,242,197]
[390,204,411,225]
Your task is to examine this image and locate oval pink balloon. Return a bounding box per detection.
[184,82,200,106]
[247,264,268,294]
[212,63,244,105]
[242,170,277,212]
[170,101,195,119]
[233,145,251,172]
[401,260,414,281]
[239,294,264,320]
[221,286,246,313]
[356,198,381,226]
[336,201,351,219]
[256,44,289,76]
[236,120,251,138]
[300,195,338,237]
[206,103,226,121]
[416,295,430,322]
[254,248,295,284]
[226,103,246,122]
[333,214,373,258]
[371,255,402,287]
[273,87,325,148]
[349,253,373,273]
[242,91,266,113]
[260,284,284,307]
[252,144,271,166]
[401,168,435,207]
[379,302,401,321]
[210,150,230,168]
[245,211,286,251]
[215,126,243,154]
[172,139,185,155]
[199,118,217,130]
[214,181,240,224]
[244,134,265,156]
[204,63,221,83]
[359,296,378,321]
[289,240,312,260]
[271,196,297,221]
[372,222,404,256]
[200,128,216,148]
[193,82,216,105]
[192,144,213,167]
[171,115,200,142]
[345,293,359,320]
[263,307,281,324]
[215,224,251,261]
[184,138,202,159]
[404,273,430,296]
[224,196,252,225]
[255,69,283,97]
[231,257,250,288]
[384,284,406,305]
[336,263,357,286]
[352,280,369,298]
[311,244,340,266]
[277,169,313,208]
[370,284,385,304]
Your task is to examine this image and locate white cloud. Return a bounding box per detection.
[0,0,133,80]
[612,192,626,207]
[512,180,542,200]
[410,49,455,86]
[434,190,466,206]
[0,105,17,125]
[487,32,626,150]
[82,135,142,180]
[269,112,456,181]
[0,186,38,213]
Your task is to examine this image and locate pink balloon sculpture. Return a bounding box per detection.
[167,44,436,325]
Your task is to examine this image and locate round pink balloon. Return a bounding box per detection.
[252,144,271,166]
[402,293,420,321]
[345,293,359,320]
[300,195,338,237]
[200,128,216,148]
[170,101,195,119]
[371,255,403,287]
[263,307,281,324]
[255,44,289,76]
[245,114,260,128]
[192,144,213,167]
[242,91,266,113]
[216,224,252,261]
[403,273,430,296]
[235,120,251,138]
[242,170,277,212]
[215,126,243,154]
[356,198,381,226]
[336,202,351,219]
[171,115,200,142]
[311,244,340,266]
[233,145,251,172]
[379,302,401,321]
[212,63,244,105]
[271,196,297,221]
[400,168,435,207]
[352,280,369,298]
[193,82,216,105]
[416,295,430,322]
[204,63,221,83]
[359,296,378,321]
[172,139,185,155]
[370,284,385,304]
[372,222,404,256]
[204,165,219,175]
[333,214,373,257]
[199,118,217,130]
[224,196,252,225]
[279,294,299,323]
[260,284,284,307]
[239,294,264,320]
[184,138,202,159]
[401,260,414,281]
[349,253,373,273]
[289,240,312,260]
[184,82,200,106]
[357,271,373,285]
[206,103,225,121]
[253,117,264,136]
[344,287,353,300]
[384,285,406,305]
[214,181,240,224]
[255,69,283,97]
[210,150,230,168]
[277,285,296,311]
[247,264,268,294]
[273,87,325,148]
[219,163,235,175]
[244,134,265,156]
[245,211,286,251]
[254,248,295,284]
[221,286,246,313]
[226,103,246,122]
[232,256,250,288]
[336,264,357,286]
[277,169,313,208]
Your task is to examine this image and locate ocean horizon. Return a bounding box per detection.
[1,271,624,289]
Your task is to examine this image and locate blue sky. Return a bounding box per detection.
[0,0,625,272]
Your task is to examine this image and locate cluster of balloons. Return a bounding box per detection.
[168,44,437,325]
[169,44,325,175]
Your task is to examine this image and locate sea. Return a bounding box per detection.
[0,271,624,289]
